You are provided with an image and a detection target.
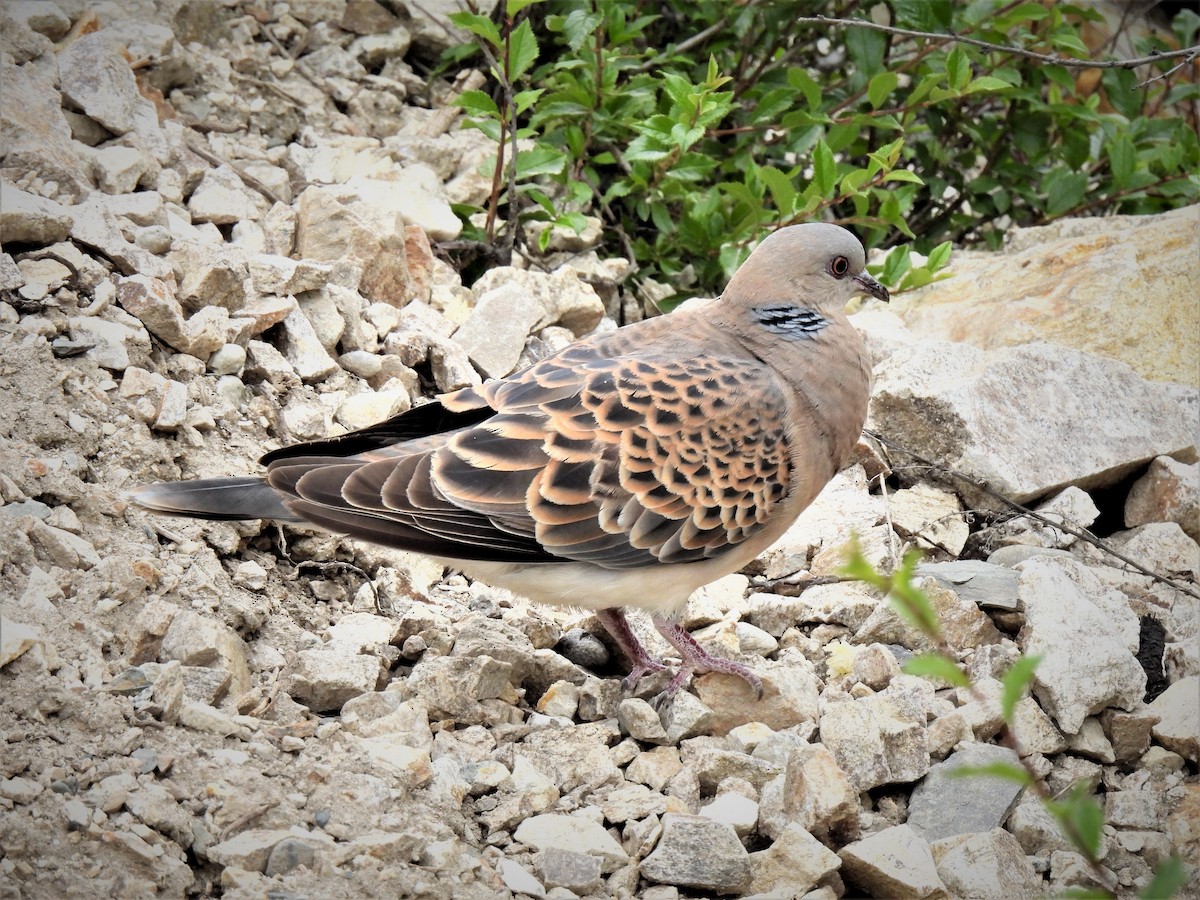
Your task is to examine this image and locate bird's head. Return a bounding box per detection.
[721,223,889,316]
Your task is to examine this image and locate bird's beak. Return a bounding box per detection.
[853,271,890,303]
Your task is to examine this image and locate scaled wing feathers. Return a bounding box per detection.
[265,339,795,568]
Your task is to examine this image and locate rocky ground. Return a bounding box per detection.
[1,2,1198,898]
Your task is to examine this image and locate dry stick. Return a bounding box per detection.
[794,14,1199,70]
[184,138,285,207]
[864,430,1200,601]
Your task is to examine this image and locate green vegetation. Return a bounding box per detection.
[445,0,1198,306]
[841,539,1189,900]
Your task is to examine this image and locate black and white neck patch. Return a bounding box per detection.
[750,303,829,340]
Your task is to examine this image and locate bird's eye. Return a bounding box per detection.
[829,255,850,278]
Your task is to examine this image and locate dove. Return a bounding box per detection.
[134,223,888,697]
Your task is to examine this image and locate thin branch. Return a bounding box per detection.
[795,14,1199,70]
[1137,46,1200,87]
[865,430,1200,601]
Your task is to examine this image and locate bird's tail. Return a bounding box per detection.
[131,476,303,522]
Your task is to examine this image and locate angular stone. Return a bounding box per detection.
[868,340,1197,506]
[748,822,841,896]
[889,483,969,556]
[906,744,1025,843]
[916,561,1020,611]
[856,578,1001,653]
[839,824,949,900]
[1148,676,1199,762]
[471,265,605,337]
[286,646,385,712]
[886,206,1200,387]
[0,183,73,244]
[820,680,930,792]
[1125,456,1200,542]
[537,847,602,894]
[514,814,628,873]
[639,814,752,894]
[280,307,339,383]
[452,281,544,378]
[780,742,859,843]
[1016,557,1145,733]
[693,656,820,736]
[187,165,266,224]
[932,828,1042,900]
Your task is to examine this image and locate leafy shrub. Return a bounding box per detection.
[448,0,1199,306]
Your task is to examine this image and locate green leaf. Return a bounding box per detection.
[757,165,796,214]
[965,76,1014,94]
[1000,653,1043,722]
[812,140,836,196]
[846,26,887,78]
[839,535,892,592]
[884,169,924,185]
[552,9,603,51]
[1044,167,1089,217]
[868,72,899,109]
[1047,784,1105,861]
[946,47,971,92]
[903,653,970,687]
[455,89,500,117]
[947,762,1035,787]
[926,240,952,271]
[892,0,952,30]
[1140,856,1188,900]
[506,0,544,18]
[448,11,502,48]
[507,19,539,82]
[512,88,544,115]
[787,67,823,113]
[514,146,567,178]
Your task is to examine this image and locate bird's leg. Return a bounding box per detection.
[651,616,764,701]
[596,608,668,692]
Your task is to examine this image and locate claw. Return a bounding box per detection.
[652,616,764,701]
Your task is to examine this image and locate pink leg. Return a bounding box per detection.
[596,608,668,692]
[652,617,764,700]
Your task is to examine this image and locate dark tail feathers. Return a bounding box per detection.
[131,476,303,523]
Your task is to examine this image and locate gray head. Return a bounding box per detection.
[721,223,889,313]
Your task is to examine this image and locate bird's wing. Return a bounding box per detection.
[267,336,795,568]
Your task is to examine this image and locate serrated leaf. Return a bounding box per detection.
[448,11,502,48]
[512,88,544,114]
[926,240,952,271]
[756,165,796,214]
[455,89,500,117]
[1045,167,1088,217]
[812,140,835,196]
[947,762,1035,786]
[507,19,539,82]
[1140,856,1188,900]
[903,653,970,687]
[868,72,899,109]
[892,0,952,30]
[884,169,924,185]
[514,146,567,178]
[551,9,603,51]
[946,47,971,91]
[1000,653,1043,722]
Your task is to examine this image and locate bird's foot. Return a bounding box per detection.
[652,617,764,701]
[597,608,670,694]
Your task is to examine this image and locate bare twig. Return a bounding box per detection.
[865,429,1200,600]
[796,14,1199,71]
[184,138,285,206]
[1137,47,1199,87]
